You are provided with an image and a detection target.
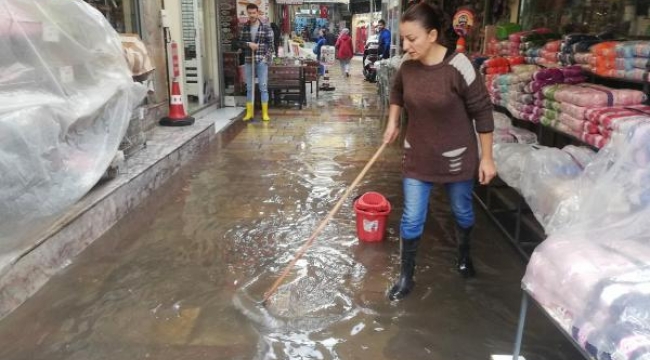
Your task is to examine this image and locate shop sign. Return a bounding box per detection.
[453,9,474,37]
[277,0,303,4]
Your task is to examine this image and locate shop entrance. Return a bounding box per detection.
[178,0,219,112]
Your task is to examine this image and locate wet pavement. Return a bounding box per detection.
[0,59,582,360]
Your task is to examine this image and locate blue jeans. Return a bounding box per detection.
[400,178,475,240]
[244,61,269,103]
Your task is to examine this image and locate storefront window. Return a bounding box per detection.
[83,0,142,35]
[519,0,650,37]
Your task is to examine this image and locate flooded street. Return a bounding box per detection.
[0,62,582,360]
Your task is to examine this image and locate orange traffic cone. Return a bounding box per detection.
[160,78,195,126]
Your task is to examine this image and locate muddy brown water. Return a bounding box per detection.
[0,73,582,359]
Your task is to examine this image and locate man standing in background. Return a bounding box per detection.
[240,4,274,121]
[324,28,337,46]
[377,19,391,59]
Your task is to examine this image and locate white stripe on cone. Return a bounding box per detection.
[171,95,183,105]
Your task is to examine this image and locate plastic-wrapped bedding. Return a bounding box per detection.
[0,1,146,266]
[518,146,592,228]
[523,122,650,360]
[493,143,539,190]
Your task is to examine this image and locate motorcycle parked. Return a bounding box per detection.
[362,34,379,82]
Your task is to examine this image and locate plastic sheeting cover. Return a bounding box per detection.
[523,123,650,360]
[0,1,146,267]
[518,145,596,229]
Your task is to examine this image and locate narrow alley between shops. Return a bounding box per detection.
[0,61,583,360]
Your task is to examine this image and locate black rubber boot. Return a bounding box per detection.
[388,237,420,301]
[455,225,476,278]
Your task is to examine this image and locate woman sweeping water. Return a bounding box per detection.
[382,2,496,301]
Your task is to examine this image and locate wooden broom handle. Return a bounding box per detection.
[261,142,388,305]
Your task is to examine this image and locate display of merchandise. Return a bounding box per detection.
[522,121,650,360]
[483,22,650,359]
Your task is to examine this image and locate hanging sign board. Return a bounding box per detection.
[452,9,474,37]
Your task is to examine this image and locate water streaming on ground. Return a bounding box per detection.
[0,63,584,359]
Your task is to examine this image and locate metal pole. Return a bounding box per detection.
[512,292,529,360]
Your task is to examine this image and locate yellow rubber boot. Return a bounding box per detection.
[262,102,271,121]
[242,102,254,121]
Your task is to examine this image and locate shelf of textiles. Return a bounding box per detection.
[474,108,595,260]
[476,64,650,260]
[494,122,650,360]
[484,27,650,85]
[482,57,650,150]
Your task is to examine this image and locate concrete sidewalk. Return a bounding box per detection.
[0,105,245,319]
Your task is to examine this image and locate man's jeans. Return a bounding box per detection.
[400,177,475,240]
[244,61,269,103]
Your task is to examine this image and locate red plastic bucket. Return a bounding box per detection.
[354,192,391,242]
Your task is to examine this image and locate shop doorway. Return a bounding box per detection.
[180,0,217,112]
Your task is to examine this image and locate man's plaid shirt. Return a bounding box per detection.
[241,21,274,64]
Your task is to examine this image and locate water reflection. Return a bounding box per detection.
[0,74,585,360]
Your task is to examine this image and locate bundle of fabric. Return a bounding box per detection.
[584,105,650,147]
[559,33,602,66]
[482,57,510,75]
[489,64,539,122]
[541,83,647,148]
[588,41,650,81]
[492,111,538,144]
[539,40,562,67]
[509,66,584,126]
[494,40,521,57]
[572,52,594,70]
[523,36,562,66]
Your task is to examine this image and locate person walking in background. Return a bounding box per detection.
[335,28,353,77]
[270,22,281,56]
[382,2,496,301]
[312,29,327,75]
[377,19,391,59]
[324,28,337,46]
[240,3,274,121]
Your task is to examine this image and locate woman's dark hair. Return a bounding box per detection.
[401,2,451,46]
[401,2,444,33]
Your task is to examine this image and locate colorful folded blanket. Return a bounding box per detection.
[559,113,586,133]
[544,108,559,120]
[553,84,646,107]
[560,102,588,120]
[583,121,600,134]
[560,65,583,77]
[590,42,619,57]
[564,76,586,84]
[541,84,571,101]
[584,105,650,125]
[615,41,650,58]
[580,133,607,148]
[543,99,562,111]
